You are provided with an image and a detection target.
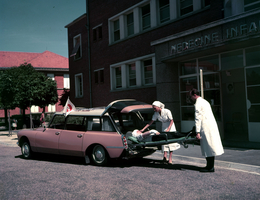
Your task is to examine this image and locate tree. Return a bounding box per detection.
[0,63,58,128]
[59,88,70,107]
[0,68,20,128]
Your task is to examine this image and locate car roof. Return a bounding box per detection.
[54,99,153,117]
[55,107,107,117]
[102,99,153,115]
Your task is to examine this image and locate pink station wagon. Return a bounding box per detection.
[17,100,158,165]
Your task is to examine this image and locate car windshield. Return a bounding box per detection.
[111,110,155,134]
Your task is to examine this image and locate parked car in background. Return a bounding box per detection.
[17,100,157,165]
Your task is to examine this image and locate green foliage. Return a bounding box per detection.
[59,88,70,106]
[0,67,20,109]
[0,63,58,110]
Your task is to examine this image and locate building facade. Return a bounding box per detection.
[66,0,260,147]
[0,50,70,118]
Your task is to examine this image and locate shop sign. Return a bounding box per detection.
[171,20,260,54]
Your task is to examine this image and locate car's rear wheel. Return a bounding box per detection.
[21,141,32,159]
[91,145,108,166]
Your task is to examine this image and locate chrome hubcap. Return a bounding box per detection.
[95,150,103,160]
[22,144,29,157]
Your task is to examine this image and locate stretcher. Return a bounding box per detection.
[127,130,199,150]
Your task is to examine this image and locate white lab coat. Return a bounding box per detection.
[152,108,180,151]
[195,97,224,157]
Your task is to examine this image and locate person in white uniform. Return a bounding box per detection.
[189,88,224,172]
[140,101,180,164]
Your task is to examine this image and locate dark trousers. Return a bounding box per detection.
[206,156,215,169]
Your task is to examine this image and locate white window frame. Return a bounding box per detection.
[158,0,170,24]
[75,73,83,98]
[108,0,206,44]
[141,3,151,31]
[64,74,70,89]
[48,104,56,112]
[127,63,137,87]
[110,54,155,91]
[142,57,156,85]
[31,105,39,113]
[113,19,120,42]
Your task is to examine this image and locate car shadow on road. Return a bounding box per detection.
[15,154,202,171]
[15,153,86,165]
[108,158,202,172]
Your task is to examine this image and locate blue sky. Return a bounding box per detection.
[0,0,86,58]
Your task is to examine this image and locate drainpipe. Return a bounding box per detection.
[86,0,92,107]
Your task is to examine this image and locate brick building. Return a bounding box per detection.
[0,50,70,119]
[65,0,260,147]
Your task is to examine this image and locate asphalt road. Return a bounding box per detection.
[1,145,260,200]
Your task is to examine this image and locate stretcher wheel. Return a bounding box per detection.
[183,143,188,148]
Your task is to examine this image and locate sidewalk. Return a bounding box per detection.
[0,130,19,147]
[1,130,259,175]
[153,143,260,175]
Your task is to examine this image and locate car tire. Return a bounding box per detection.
[21,141,33,159]
[91,145,108,166]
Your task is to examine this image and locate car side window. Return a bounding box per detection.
[49,115,66,129]
[65,116,87,131]
[101,116,116,132]
[87,117,101,131]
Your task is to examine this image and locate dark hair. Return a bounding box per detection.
[189,88,200,96]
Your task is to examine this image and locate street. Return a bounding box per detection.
[1,144,260,200]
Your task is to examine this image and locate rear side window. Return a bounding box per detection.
[49,115,66,129]
[87,116,115,132]
[65,116,87,131]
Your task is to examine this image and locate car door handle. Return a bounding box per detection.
[77,134,83,138]
[55,132,60,135]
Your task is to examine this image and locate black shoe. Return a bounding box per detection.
[200,167,215,173]
[163,157,168,164]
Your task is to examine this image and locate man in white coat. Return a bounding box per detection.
[189,88,224,172]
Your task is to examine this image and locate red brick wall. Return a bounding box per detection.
[67,0,224,108]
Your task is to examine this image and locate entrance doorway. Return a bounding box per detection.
[245,66,260,142]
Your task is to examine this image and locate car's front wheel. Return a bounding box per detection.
[91,145,108,166]
[21,141,32,159]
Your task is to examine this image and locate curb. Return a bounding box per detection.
[153,152,260,175]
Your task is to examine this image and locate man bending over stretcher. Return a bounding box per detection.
[132,129,160,142]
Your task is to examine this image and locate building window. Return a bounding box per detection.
[203,0,210,7]
[70,34,81,59]
[128,63,136,87]
[159,0,170,23]
[94,69,104,84]
[126,12,134,36]
[98,26,102,39]
[113,19,120,41]
[31,105,39,113]
[109,0,209,44]
[110,55,155,90]
[180,0,193,16]
[93,25,103,41]
[75,73,83,98]
[100,69,104,83]
[143,59,153,85]
[48,104,56,112]
[244,0,260,11]
[93,28,97,41]
[64,74,70,89]
[115,67,122,88]
[141,4,151,30]
[47,74,54,80]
